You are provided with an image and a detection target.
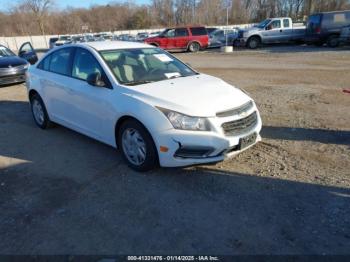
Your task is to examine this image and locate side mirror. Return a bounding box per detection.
[266,25,272,30]
[87,72,106,87]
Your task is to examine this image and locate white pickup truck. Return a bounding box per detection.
[236,17,306,49]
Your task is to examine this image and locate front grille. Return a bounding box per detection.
[222,111,258,136]
[0,64,27,73]
[0,74,26,85]
[216,101,254,118]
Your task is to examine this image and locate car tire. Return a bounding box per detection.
[118,119,158,172]
[30,93,53,129]
[327,35,339,48]
[188,42,200,52]
[247,36,260,49]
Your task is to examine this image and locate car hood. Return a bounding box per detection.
[124,74,252,117]
[241,27,261,33]
[0,56,28,68]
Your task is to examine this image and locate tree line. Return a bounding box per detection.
[0,0,349,36]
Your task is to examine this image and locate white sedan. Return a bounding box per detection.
[26,41,262,171]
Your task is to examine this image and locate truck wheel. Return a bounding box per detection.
[327,35,339,48]
[247,37,260,49]
[188,42,200,52]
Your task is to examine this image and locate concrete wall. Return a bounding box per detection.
[0,24,254,51]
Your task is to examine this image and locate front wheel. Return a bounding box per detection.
[188,42,200,52]
[247,37,260,49]
[30,94,53,129]
[118,119,158,172]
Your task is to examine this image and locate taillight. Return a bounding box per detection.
[315,27,321,34]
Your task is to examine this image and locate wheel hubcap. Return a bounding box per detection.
[121,128,147,166]
[32,99,45,125]
[190,44,198,52]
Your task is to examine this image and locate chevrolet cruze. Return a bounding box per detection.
[26,41,262,171]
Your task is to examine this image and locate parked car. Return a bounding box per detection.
[71,35,84,43]
[209,28,239,48]
[305,10,350,47]
[55,35,72,47]
[0,43,37,86]
[144,26,209,52]
[49,37,58,49]
[340,24,350,45]
[26,41,262,171]
[236,17,305,49]
[117,34,136,42]
[206,27,218,35]
[136,32,149,42]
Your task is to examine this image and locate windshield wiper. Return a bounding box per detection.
[123,80,155,86]
[168,75,186,79]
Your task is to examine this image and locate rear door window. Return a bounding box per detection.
[190,27,207,36]
[283,19,290,28]
[175,28,189,37]
[38,54,51,71]
[49,47,74,76]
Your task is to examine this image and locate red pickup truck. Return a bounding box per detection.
[144,26,209,52]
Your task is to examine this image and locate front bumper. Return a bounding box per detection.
[0,66,27,85]
[155,110,262,167]
[234,38,248,47]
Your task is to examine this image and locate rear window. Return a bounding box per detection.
[190,27,207,36]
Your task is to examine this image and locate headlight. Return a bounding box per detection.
[23,63,30,69]
[158,108,210,131]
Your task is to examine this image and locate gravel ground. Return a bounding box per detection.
[0,45,349,255]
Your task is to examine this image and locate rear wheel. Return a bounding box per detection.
[327,35,339,48]
[30,93,53,129]
[118,119,158,172]
[188,42,200,52]
[247,36,260,49]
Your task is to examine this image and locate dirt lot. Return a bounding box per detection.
[0,45,350,255]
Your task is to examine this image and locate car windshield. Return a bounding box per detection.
[0,46,15,57]
[100,48,197,86]
[256,19,272,28]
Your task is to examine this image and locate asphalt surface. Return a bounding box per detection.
[0,45,349,255]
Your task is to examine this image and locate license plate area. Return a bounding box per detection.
[239,132,257,150]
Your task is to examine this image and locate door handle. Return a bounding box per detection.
[280,30,283,32]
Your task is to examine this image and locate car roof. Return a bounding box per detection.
[77,41,153,51]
